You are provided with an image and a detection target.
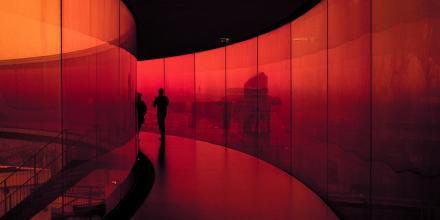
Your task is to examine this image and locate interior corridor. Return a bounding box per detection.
[134,132,337,220]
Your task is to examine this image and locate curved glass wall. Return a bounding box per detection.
[137,0,440,219]
[0,0,137,219]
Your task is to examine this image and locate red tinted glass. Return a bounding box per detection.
[258,24,292,172]
[165,54,195,138]
[226,38,258,157]
[195,48,226,145]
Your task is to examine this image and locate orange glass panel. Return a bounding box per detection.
[0,0,61,132]
[120,2,137,54]
[0,0,61,59]
[1,0,137,218]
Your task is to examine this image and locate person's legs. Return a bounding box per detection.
[157,113,166,138]
[138,121,142,134]
[159,118,165,137]
[137,122,142,143]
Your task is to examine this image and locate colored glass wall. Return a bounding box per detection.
[137,0,440,219]
[327,0,372,218]
[137,58,165,133]
[258,24,292,172]
[225,39,258,157]
[165,54,195,139]
[291,0,328,204]
[195,48,226,145]
[372,0,440,219]
[0,0,137,218]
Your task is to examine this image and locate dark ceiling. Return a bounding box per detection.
[123,0,319,60]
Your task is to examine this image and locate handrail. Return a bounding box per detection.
[0,126,135,218]
[0,129,90,217]
[0,131,63,186]
[2,152,64,201]
[0,131,66,217]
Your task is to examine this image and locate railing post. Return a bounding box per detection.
[61,130,65,217]
[61,130,64,168]
[61,194,64,217]
[8,195,10,214]
[88,186,92,206]
[3,181,7,214]
[65,130,69,165]
[96,125,99,160]
[33,155,37,190]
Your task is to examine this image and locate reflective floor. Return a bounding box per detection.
[134,132,338,220]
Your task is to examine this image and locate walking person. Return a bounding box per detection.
[153,88,169,141]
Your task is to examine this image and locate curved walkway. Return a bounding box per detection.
[134,132,338,220]
[103,152,155,219]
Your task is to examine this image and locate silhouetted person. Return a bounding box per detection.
[137,93,147,134]
[153,88,169,140]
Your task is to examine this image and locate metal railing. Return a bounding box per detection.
[0,131,64,217]
[0,125,136,218]
[50,186,106,219]
[0,129,98,218]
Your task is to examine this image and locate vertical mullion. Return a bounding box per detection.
[256,36,260,159]
[224,46,227,148]
[289,22,293,175]
[369,0,374,218]
[326,0,329,203]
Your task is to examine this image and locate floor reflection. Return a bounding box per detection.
[134,132,338,220]
[158,140,166,170]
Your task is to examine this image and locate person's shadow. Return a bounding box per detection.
[158,139,166,170]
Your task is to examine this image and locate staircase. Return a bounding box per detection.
[0,130,98,220]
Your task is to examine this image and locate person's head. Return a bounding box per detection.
[158,88,164,95]
[137,92,142,99]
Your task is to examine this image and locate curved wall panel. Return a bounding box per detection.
[225,39,258,157]
[165,54,195,139]
[195,48,226,145]
[137,0,440,219]
[0,0,137,218]
[372,0,440,219]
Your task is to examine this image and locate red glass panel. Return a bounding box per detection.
[258,24,291,172]
[291,1,327,197]
[327,0,372,218]
[195,48,226,146]
[372,0,440,218]
[225,38,258,157]
[165,54,195,138]
[137,59,165,133]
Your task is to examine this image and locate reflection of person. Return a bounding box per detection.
[153,88,169,140]
[257,73,270,136]
[137,93,147,134]
[243,72,270,137]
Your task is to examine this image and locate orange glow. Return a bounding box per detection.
[0,1,137,218]
[0,0,134,60]
[0,0,60,60]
